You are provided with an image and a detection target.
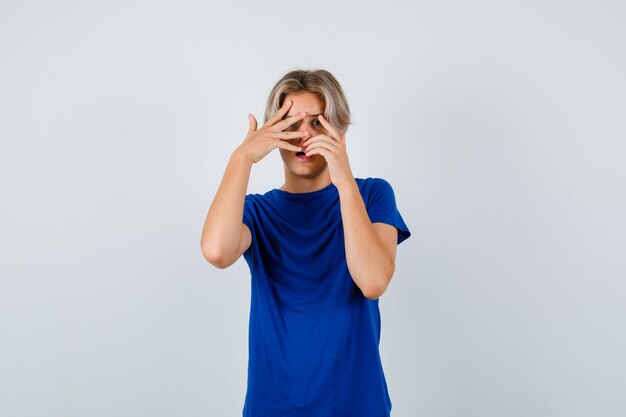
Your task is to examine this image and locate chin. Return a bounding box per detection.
[292,170,325,180]
[290,163,327,178]
[280,152,327,178]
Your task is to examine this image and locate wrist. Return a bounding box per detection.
[335,177,358,194]
[231,149,254,166]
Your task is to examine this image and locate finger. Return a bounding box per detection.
[272,131,308,140]
[304,146,330,158]
[302,134,336,148]
[276,139,303,153]
[271,112,307,132]
[248,114,257,133]
[264,99,293,127]
[304,139,337,155]
[317,115,342,142]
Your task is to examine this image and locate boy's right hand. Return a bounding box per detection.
[234,99,308,164]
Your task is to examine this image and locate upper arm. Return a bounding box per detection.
[372,222,397,270]
[202,223,251,269]
[238,223,252,258]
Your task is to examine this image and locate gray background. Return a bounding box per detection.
[1,0,624,416]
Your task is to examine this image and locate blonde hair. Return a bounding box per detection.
[263,68,352,136]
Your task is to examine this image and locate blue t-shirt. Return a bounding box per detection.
[241,177,411,417]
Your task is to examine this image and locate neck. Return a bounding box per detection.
[279,174,332,194]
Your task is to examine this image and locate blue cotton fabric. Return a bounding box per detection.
[241,177,411,417]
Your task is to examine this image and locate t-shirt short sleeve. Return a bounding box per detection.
[242,195,255,255]
[366,178,411,245]
[242,195,254,231]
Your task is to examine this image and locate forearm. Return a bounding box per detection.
[201,151,253,263]
[337,180,394,298]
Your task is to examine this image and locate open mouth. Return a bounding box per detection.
[295,151,306,157]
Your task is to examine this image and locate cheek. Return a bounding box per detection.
[279,148,298,162]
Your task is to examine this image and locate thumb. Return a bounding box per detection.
[248,114,257,133]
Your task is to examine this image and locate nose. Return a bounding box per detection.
[296,113,314,140]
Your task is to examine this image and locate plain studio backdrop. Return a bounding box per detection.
[1,0,625,416]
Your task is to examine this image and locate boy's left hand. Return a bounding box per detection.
[302,115,355,188]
